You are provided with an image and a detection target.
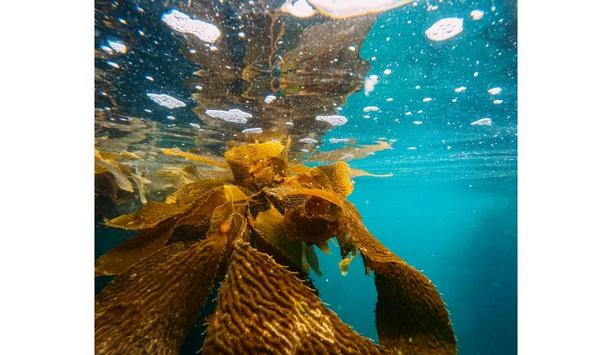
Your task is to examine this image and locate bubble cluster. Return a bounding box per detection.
[281,0,316,18]
[364,75,379,96]
[162,9,221,43]
[470,118,493,126]
[205,109,252,124]
[146,93,186,109]
[425,18,464,42]
[316,115,348,126]
[241,127,263,134]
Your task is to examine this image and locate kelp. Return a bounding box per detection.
[96,140,456,354]
[309,139,393,162]
[96,1,455,352]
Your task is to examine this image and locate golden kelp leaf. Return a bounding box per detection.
[107,179,225,230]
[96,236,227,355]
[375,264,457,354]
[106,201,180,230]
[283,197,340,244]
[309,140,392,162]
[95,220,176,276]
[350,167,394,178]
[201,241,382,354]
[160,147,228,169]
[338,203,457,354]
[164,178,225,205]
[223,184,248,203]
[264,186,346,212]
[287,163,311,176]
[165,187,229,243]
[154,165,202,187]
[312,162,354,197]
[253,205,305,273]
[95,171,135,218]
[95,149,134,193]
[224,141,286,186]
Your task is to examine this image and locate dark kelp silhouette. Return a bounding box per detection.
[95,0,456,353]
[96,139,456,354]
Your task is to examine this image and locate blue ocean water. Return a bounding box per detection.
[96,0,516,353]
[312,2,517,354]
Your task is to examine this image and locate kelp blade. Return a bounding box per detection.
[202,241,382,354]
[95,237,226,354]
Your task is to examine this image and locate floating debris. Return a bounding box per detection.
[338,254,355,276]
[146,93,186,109]
[162,9,220,43]
[471,118,493,126]
[423,97,433,102]
[363,106,380,112]
[488,87,502,95]
[425,18,464,42]
[493,99,504,105]
[364,74,379,96]
[454,86,467,93]
[308,0,414,19]
[316,115,348,126]
[281,0,316,18]
[470,10,485,21]
[241,127,263,134]
[145,76,154,81]
[204,109,252,124]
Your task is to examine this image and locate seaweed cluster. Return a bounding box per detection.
[96,138,456,354]
[96,1,457,352]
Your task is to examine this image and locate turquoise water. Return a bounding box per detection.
[313,3,517,353]
[314,178,517,354]
[96,0,516,353]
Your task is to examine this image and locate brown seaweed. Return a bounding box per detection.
[96,140,456,354]
[96,1,455,352]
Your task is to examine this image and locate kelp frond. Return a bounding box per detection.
[95,139,456,354]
